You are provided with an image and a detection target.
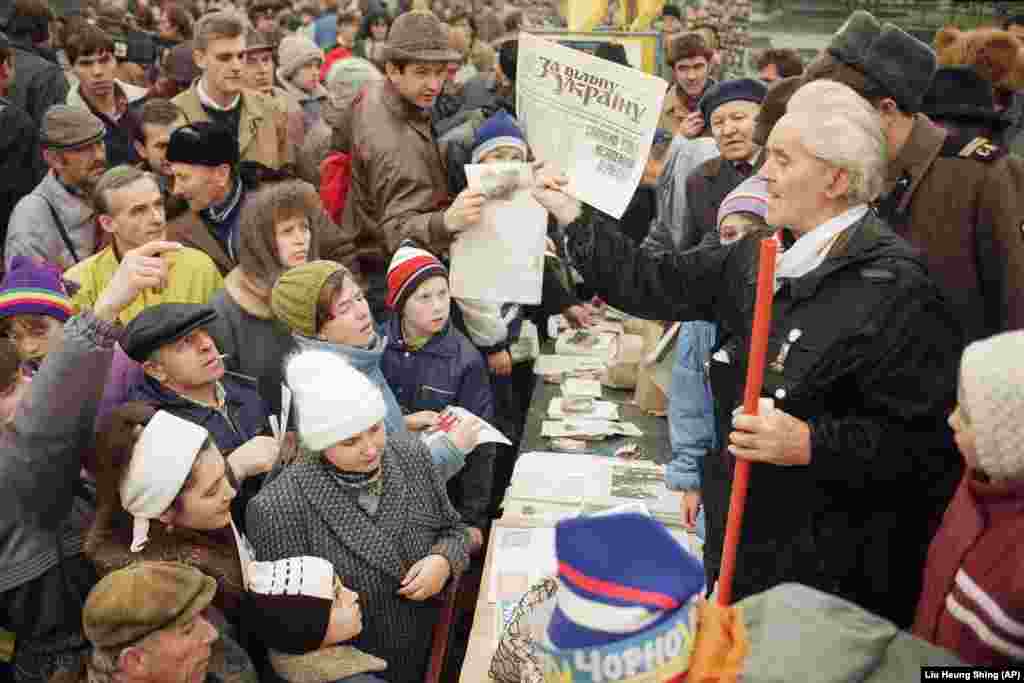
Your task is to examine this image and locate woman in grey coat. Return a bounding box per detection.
[247,349,470,683]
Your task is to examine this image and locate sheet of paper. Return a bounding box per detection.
[486,527,558,604]
[422,405,512,447]
[548,397,620,420]
[533,354,606,375]
[279,383,292,442]
[450,162,547,304]
[516,32,668,218]
[562,377,603,398]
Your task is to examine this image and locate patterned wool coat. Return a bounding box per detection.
[246,432,470,683]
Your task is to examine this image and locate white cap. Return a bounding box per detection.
[286,349,388,452]
[120,411,209,553]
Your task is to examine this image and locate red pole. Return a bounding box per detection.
[716,237,778,606]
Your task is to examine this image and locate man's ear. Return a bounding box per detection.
[157,508,176,525]
[824,166,851,201]
[118,645,149,678]
[193,48,207,73]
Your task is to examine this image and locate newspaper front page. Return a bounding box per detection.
[516,32,668,219]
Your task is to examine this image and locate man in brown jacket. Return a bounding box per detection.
[757,10,1024,343]
[659,32,716,138]
[172,11,291,170]
[340,10,485,317]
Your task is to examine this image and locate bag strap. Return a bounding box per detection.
[31,193,80,264]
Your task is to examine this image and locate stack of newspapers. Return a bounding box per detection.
[501,451,686,530]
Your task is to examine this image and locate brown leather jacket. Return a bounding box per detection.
[339,79,454,277]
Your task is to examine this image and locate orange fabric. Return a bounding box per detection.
[687,601,748,683]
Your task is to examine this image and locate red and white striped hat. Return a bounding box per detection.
[385,242,448,311]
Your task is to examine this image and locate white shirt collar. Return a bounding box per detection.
[774,204,869,288]
[197,78,241,112]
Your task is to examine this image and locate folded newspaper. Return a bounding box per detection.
[421,406,512,447]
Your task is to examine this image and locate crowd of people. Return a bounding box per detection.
[0,0,1022,681]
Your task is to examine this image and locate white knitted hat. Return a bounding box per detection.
[120,411,209,553]
[286,349,388,451]
[279,34,324,80]
[960,330,1024,481]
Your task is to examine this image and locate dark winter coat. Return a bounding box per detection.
[6,38,69,125]
[0,96,44,255]
[565,206,964,628]
[381,316,494,531]
[246,432,470,683]
[126,374,269,456]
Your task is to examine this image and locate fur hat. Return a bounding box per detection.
[959,330,1024,481]
[471,110,527,163]
[271,260,349,338]
[84,561,216,649]
[0,257,74,325]
[385,10,461,62]
[385,242,447,311]
[278,34,324,81]
[166,121,239,168]
[921,66,1012,128]
[824,9,937,113]
[934,26,1024,94]
[285,349,388,451]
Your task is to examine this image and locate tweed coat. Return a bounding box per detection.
[246,431,470,683]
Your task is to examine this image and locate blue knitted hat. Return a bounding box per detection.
[471,111,528,163]
[541,513,705,681]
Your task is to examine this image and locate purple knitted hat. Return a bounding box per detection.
[717,175,770,229]
[0,257,74,324]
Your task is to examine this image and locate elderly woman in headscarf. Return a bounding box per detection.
[523,79,965,628]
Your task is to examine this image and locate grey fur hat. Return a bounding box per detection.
[826,10,937,113]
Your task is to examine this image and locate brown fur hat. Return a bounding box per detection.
[934,26,1024,93]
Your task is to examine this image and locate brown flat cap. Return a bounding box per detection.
[83,561,217,649]
[40,105,106,150]
[752,75,803,146]
[386,10,461,62]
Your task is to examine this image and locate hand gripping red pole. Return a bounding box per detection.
[716,237,778,606]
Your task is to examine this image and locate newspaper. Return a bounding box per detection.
[541,419,642,439]
[450,163,547,304]
[516,32,668,219]
[548,397,620,420]
[421,406,512,448]
[533,354,607,376]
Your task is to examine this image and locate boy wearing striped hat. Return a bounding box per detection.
[380,242,494,554]
[0,256,74,368]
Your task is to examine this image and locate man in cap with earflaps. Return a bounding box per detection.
[338,9,488,319]
[754,9,1024,346]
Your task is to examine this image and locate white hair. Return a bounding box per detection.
[782,79,886,204]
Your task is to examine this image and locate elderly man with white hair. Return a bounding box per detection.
[525,79,965,627]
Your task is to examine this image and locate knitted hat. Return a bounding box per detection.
[120,411,209,552]
[384,10,460,62]
[40,104,105,150]
[471,111,528,163]
[540,513,705,680]
[285,349,388,451]
[717,175,770,230]
[166,121,240,168]
[271,260,349,337]
[959,330,1024,481]
[247,556,337,654]
[825,9,937,113]
[385,242,447,311]
[698,78,768,127]
[0,257,74,324]
[921,66,1012,128]
[84,561,217,649]
[279,34,324,80]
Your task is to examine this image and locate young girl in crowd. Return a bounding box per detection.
[380,244,494,553]
[913,330,1024,665]
[276,34,328,135]
[0,257,74,372]
[271,259,480,480]
[248,349,471,683]
[668,176,772,543]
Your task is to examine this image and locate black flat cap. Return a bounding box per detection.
[123,304,218,362]
[166,121,239,169]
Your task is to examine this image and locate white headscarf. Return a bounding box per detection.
[120,411,209,552]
